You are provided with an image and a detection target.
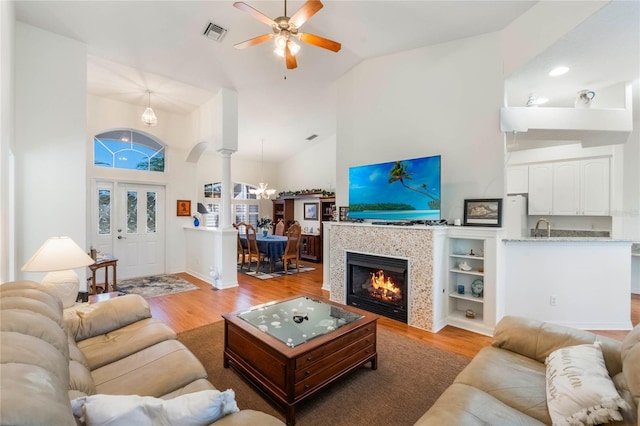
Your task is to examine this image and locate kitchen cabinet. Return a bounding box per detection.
[528,158,610,216]
[506,165,529,194]
[528,163,553,215]
[552,161,580,215]
[581,158,610,215]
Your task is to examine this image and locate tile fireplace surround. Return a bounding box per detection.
[328,222,444,332]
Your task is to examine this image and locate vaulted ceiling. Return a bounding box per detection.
[15,1,638,161]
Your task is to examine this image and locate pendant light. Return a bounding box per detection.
[141,90,158,127]
[249,140,276,199]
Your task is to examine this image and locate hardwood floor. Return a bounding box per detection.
[146,265,639,360]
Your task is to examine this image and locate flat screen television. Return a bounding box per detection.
[348,155,441,221]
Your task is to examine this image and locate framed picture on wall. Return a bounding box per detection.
[463,198,502,227]
[177,200,191,216]
[304,203,319,220]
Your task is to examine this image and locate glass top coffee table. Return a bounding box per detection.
[223,296,378,426]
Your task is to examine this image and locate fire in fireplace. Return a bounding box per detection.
[346,252,408,323]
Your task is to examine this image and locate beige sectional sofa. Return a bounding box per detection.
[415,316,639,425]
[0,281,284,426]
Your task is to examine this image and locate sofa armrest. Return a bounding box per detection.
[492,315,623,376]
[64,295,152,341]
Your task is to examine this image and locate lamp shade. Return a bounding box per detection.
[22,237,95,272]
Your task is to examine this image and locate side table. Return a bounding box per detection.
[88,254,118,294]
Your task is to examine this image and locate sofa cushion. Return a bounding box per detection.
[621,324,640,409]
[77,318,176,370]
[91,339,208,397]
[454,346,551,424]
[161,379,218,399]
[0,295,64,327]
[413,383,546,426]
[545,343,630,426]
[71,389,239,426]
[1,309,69,358]
[64,294,152,341]
[0,364,76,426]
[493,316,623,376]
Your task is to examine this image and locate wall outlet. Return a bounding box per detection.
[550,295,558,306]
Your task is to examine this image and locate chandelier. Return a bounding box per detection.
[141,90,158,127]
[249,140,276,199]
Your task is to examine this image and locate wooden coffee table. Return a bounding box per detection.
[222,296,378,426]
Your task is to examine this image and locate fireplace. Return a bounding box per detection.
[346,252,408,323]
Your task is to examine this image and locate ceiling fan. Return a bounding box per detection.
[233,0,341,70]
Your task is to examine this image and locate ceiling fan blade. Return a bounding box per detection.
[234,33,274,49]
[285,45,298,69]
[290,0,323,28]
[233,2,276,26]
[299,32,341,52]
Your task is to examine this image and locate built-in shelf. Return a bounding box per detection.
[449,292,484,304]
[449,268,484,277]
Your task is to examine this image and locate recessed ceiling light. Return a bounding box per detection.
[549,66,569,77]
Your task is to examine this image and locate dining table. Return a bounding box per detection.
[239,234,288,272]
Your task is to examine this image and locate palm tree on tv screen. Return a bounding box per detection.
[388,161,439,202]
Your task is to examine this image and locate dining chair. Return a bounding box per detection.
[233,223,248,270]
[274,219,285,236]
[282,223,302,274]
[244,224,266,273]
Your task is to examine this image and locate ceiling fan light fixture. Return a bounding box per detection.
[275,39,299,57]
[141,91,158,127]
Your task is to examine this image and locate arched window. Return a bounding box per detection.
[94,129,165,172]
[203,182,259,227]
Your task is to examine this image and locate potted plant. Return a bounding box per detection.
[257,217,272,236]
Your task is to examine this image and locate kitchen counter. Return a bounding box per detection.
[503,237,626,242]
[501,238,632,330]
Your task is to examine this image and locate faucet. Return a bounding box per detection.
[534,218,550,238]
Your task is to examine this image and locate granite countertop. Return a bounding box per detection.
[504,229,624,242]
[503,237,629,242]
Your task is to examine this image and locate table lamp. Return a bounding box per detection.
[21,236,95,308]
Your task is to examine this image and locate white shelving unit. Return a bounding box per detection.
[446,228,499,336]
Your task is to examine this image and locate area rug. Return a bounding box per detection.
[177,321,468,425]
[117,274,199,299]
[238,265,315,280]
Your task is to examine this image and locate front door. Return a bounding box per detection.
[92,181,165,280]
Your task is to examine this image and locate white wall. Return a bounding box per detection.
[87,95,197,275]
[275,135,336,193]
[336,32,505,222]
[14,23,88,283]
[0,1,15,282]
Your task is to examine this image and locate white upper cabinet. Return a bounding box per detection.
[528,163,553,215]
[552,161,581,215]
[581,158,610,215]
[527,158,610,217]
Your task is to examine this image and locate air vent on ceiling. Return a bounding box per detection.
[203,22,227,42]
[306,134,318,141]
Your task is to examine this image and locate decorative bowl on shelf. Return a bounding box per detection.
[465,309,475,319]
[471,279,484,297]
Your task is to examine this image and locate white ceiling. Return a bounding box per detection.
[14,1,639,161]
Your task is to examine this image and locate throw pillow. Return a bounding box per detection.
[70,389,239,426]
[545,342,630,426]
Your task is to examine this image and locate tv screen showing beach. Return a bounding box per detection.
[348,155,441,221]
